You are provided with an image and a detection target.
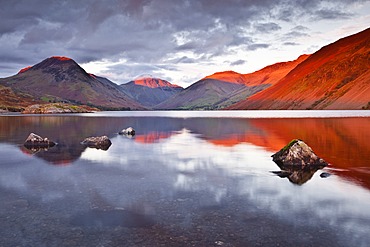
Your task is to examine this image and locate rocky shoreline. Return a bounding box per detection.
[22,103,99,114]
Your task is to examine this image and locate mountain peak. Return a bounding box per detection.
[203,70,245,84]
[30,56,80,72]
[133,77,182,88]
[51,56,72,61]
[16,56,75,75]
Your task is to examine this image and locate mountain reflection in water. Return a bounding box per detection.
[1,112,370,246]
[0,115,368,187]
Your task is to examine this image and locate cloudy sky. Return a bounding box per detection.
[0,0,369,87]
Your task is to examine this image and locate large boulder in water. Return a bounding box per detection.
[24,133,56,148]
[272,139,328,168]
[271,139,328,185]
[81,136,112,150]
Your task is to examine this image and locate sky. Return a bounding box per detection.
[0,0,369,88]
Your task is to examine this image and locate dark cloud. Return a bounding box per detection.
[176,56,197,64]
[0,0,368,80]
[284,31,310,39]
[254,22,281,33]
[230,60,246,66]
[314,8,353,20]
[283,42,300,46]
[291,25,310,32]
[247,43,270,51]
[176,42,199,51]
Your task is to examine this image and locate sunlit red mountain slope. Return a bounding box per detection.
[230,27,370,110]
[241,54,309,87]
[156,55,308,110]
[203,55,309,87]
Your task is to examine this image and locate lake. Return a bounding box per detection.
[1,111,370,246]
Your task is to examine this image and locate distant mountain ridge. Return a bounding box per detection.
[0,56,145,110]
[131,77,182,88]
[156,55,308,110]
[203,71,247,84]
[120,77,183,108]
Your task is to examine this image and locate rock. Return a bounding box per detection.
[272,139,328,168]
[24,133,56,148]
[81,136,112,150]
[22,103,98,114]
[271,139,328,185]
[119,127,135,136]
[320,172,331,178]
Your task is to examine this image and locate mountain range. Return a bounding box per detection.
[156,55,309,110]
[0,27,369,111]
[229,27,370,110]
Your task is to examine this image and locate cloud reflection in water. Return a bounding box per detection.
[1,114,370,245]
[78,127,370,244]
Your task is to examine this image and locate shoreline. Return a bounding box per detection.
[2,109,370,118]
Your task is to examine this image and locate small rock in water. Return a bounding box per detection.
[215,240,224,246]
[24,133,56,148]
[320,172,331,178]
[81,136,112,150]
[119,127,135,136]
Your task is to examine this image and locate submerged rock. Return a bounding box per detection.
[119,127,135,136]
[24,133,56,148]
[271,139,328,185]
[81,136,112,150]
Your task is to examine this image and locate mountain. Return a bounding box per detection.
[120,77,183,108]
[156,55,308,110]
[0,84,41,111]
[242,54,309,86]
[229,28,370,110]
[0,56,145,110]
[155,76,257,110]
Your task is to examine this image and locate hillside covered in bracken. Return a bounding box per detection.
[229,28,370,110]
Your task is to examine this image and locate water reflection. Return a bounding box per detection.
[271,166,324,185]
[71,209,156,228]
[1,113,370,246]
[0,115,369,188]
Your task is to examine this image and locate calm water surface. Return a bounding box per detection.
[1,111,370,247]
